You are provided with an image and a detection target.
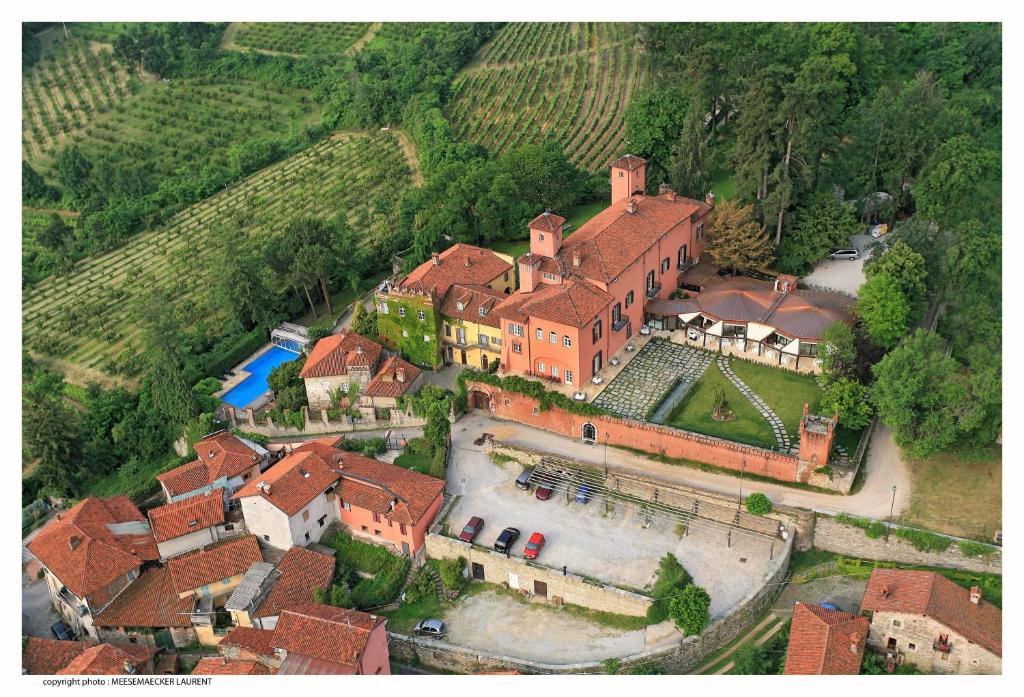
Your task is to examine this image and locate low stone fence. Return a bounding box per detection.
[223,404,425,437]
[424,533,652,617]
[391,532,793,674]
[813,514,1002,574]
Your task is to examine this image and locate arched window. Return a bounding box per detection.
[582,423,597,443]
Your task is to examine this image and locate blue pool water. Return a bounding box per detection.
[221,346,301,409]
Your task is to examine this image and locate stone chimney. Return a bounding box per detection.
[970,586,982,605]
[775,274,798,293]
[464,255,471,268]
[880,584,890,600]
[69,535,81,551]
[658,182,670,195]
[431,252,440,266]
[396,365,406,383]
[849,632,862,653]
[626,199,637,214]
[705,192,716,207]
[572,249,581,268]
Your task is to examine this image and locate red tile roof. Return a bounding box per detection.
[440,283,506,329]
[56,643,155,675]
[232,449,342,517]
[192,657,273,675]
[399,243,512,296]
[338,452,445,526]
[166,535,263,593]
[252,547,336,620]
[219,626,277,658]
[157,432,265,497]
[27,496,158,600]
[94,566,194,629]
[300,330,383,379]
[861,569,1002,657]
[273,604,385,671]
[148,492,225,542]
[783,602,868,674]
[22,638,91,675]
[362,355,422,399]
[529,212,566,233]
[494,278,615,329]
[610,154,647,171]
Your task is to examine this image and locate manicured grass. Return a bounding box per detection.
[667,362,777,449]
[392,453,434,475]
[490,199,606,259]
[710,166,736,200]
[900,447,1002,542]
[727,359,823,438]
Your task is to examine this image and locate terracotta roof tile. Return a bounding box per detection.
[232,450,341,517]
[94,566,194,629]
[155,460,210,499]
[399,243,512,296]
[273,604,385,670]
[861,569,1002,657]
[440,283,506,329]
[529,212,566,233]
[192,657,273,675]
[252,547,336,620]
[609,154,647,171]
[27,496,157,600]
[148,492,225,543]
[219,626,276,658]
[362,355,421,399]
[338,452,445,526]
[156,432,265,497]
[56,643,155,675]
[166,535,263,594]
[783,602,868,674]
[22,638,91,675]
[495,278,615,329]
[300,330,383,379]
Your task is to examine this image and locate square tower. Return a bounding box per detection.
[610,154,647,203]
[528,211,566,258]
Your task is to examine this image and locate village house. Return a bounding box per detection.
[231,440,344,550]
[156,431,271,503]
[336,451,446,557]
[783,602,869,674]
[360,354,422,412]
[27,496,159,642]
[218,604,390,675]
[225,545,336,630]
[492,155,713,386]
[377,243,514,369]
[93,566,196,649]
[147,490,244,560]
[859,568,1002,674]
[439,283,507,369]
[191,657,275,675]
[22,638,154,676]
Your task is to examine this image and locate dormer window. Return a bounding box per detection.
[478,307,487,317]
[457,302,464,311]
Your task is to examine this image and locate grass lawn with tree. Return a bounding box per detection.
[667,362,777,449]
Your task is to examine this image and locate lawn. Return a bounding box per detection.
[899,447,1002,542]
[727,359,822,439]
[667,361,777,449]
[490,199,605,259]
[392,452,434,475]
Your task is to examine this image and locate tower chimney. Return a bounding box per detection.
[572,249,581,268]
[970,586,982,605]
[610,154,646,203]
[464,255,471,268]
[431,253,440,266]
[69,536,81,550]
[626,199,637,214]
[396,365,406,383]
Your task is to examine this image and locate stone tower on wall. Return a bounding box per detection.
[796,403,838,482]
[610,154,646,203]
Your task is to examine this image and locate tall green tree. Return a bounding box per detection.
[820,378,873,430]
[667,584,711,636]
[134,286,197,430]
[203,224,280,333]
[670,95,713,200]
[23,367,84,496]
[855,273,909,349]
[776,191,860,274]
[819,321,857,381]
[703,199,774,273]
[914,134,999,229]
[864,240,929,323]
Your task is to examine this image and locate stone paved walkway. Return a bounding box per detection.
[716,356,791,451]
[592,340,714,420]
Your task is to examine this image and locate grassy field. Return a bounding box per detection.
[69,23,140,43]
[22,131,412,379]
[728,359,822,439]
[233,22,372,55]
[447,22,647,172]
[899,447,1002,542]
[667,362,777,449]
[490,199,606,258]
[22,32,136,160]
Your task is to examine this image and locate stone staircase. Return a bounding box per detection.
[717,356,791,452]
[423,564,445,601]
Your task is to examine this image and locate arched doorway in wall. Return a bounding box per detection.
[582,422,597,444]
[470,390,491,411]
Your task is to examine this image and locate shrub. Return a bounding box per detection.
[667,584,711,636]
[647,553,691,624]
[340,437,386,457]
[745,492,772,516]
[437,557,467,592]
[403,437,434,457]
[958,540,996,558]
[404,568,436,604]
[894,527,952,553]
[602,658,621,674]
[629,663,664,675]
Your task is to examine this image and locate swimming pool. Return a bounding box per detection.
[221,346,301,409]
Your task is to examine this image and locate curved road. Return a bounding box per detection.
[453,411,910,519]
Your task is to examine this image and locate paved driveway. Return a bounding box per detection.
[23,569,61,639]
[801,233,874,296]
[448,419,781,619]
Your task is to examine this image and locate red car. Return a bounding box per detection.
[523,532,545,560]
[459,516,485,542]
[535,483,554,500]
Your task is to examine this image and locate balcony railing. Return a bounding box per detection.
[677,259,695,273]
[612,317,630,332]
[933,640,953,653]
[646,282,662,299]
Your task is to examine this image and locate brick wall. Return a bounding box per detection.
[469,382,808,484]
[813,516,1002,574]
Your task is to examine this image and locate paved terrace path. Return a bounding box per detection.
[455,411,910,519]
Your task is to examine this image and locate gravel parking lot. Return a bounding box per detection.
[447,422,782,619]
[801,233,874,296]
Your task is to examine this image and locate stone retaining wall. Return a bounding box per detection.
[224,404,425,437]
[813,515,1002,574]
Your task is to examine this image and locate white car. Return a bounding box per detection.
[830,249,860,261]
[869,223,889,238]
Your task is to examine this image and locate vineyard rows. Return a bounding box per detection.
[22,132,412,377]
[448,23,646,172]
[22,36,135,160]
[233,22,372,55]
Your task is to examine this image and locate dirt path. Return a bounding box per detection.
[711,620,786,674]
[390,128,423,185]
[691,612,777,674]
[346,22,381,55]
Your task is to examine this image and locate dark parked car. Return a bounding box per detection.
[515,468,534,490]
[574,485,592,504]
[414,619,447,638]
[459,516,484,542]
[50,621,72,641]
[493,527,521,553]
[535,483,554,500]
[523,532,546,560]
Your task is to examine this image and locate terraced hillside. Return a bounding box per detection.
[22,131,412,378]
[21,34,136,160]
[230,22,375,56]
[26,77,320,182]
[447,22,647,172]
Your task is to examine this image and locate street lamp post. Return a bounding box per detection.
[886,485,897,542]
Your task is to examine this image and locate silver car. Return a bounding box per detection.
[830,249,860,261]
[414,619,447,638]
